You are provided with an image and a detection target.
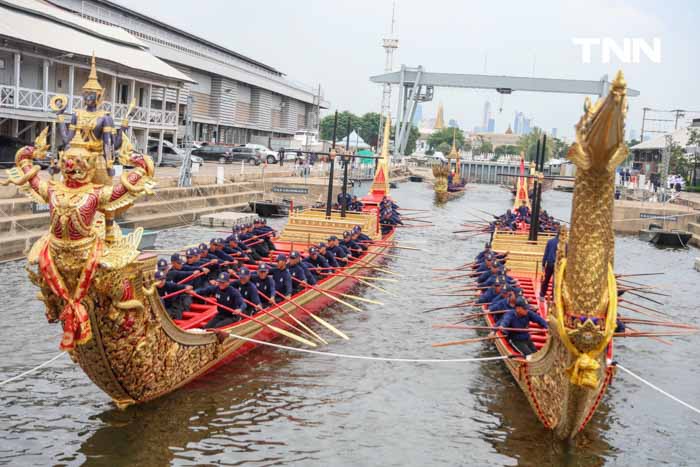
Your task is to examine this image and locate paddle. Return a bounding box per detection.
[189,291,317,347]
[274,291,350,340]
[290,276,364,312]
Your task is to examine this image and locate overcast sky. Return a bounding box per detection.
[119,0,698,140]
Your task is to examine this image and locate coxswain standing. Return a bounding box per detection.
[196,272,246,329]
[539,227,560,301]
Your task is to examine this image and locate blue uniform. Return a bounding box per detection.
[271,266,293,297]
[542,237,559,266]
[329,245,348,261]
[499,309,548,341]
[196,284,246,328]
[157,280,192,320]
[477,287,502,304]
[322,249,340,268]
[233,280,261,314]
[289,262,308,291]
[251,273,276,306]
[165,269,192,283]
[304,254,330,274]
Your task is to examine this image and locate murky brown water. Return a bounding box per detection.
[1,183,698,466]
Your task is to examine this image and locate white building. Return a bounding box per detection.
[50,0,328,148]
[0,0,191,151]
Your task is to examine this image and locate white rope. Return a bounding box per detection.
[617,364,700,415]
[0,352,66,387]
[227,333,509,363]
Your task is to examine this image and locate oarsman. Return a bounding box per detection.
[196,272,246,329]
[155,270,193,320]
[496,297,548,356]
[539,227,560,300]
[352,225,372,244]
[489,286,516,312]
[271,253,293,299]
[253,219,276,251]
[288,251,312,291]
[223,235,250,263]
[182,250,211,288]
[251,263,276,308]
[231,267,261,315]
[477,279,504,304]
[516,200,530,220]
[303,246,331,276]
[318,242,339,269]
[327,236,349,265]
[349,195,364,212]
[209,238,235,263]
[475,243,492,262]
[350,230,368,251]
[341,231,361,258]
[159,256,192,283]
[239,223,269,259]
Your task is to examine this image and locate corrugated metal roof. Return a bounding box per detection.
[0,0,193,84]
[631,126,696,150]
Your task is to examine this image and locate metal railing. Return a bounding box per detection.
[0,86,176,129]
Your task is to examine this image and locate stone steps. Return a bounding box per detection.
[0,183,264,261]
[688,222,700,236]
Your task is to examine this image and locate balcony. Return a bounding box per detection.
[0,85,177,130]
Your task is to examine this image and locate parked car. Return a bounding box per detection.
[229,146,263,165]
[191,145,233,164]
[147,138,203,167]
[245,143,279,164]
[0,136,50,169]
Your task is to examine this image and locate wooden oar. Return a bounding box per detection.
[432,324,547,333]
[615,272,665,278]
[324,289,384,306]
[355,276,398,297]
[619,299,670,317]
[274,291,349,340]
[624,324,672,346]
[432,335,500,347]
[290,277,364,312]
[251,288,328,345]
[190,292,317,347]
[358,242,424,251]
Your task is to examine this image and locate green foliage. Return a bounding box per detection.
[358,112,381,148]
[668,138,689,179]
[428,127,465,151]
[436,142,451,154]
[687,128,700,185]
[319,111,361,142]
[517,127,570,161]
[405,126,420,155]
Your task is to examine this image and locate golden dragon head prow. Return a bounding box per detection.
[551,71,628,388]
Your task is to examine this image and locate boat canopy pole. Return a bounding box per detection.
[341,117,352,218]
[325,111,339,219]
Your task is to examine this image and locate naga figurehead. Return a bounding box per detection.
[552,71,628,389]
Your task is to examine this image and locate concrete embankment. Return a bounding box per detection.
[0,164,409,261]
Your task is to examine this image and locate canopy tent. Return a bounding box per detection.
[336,130,371,150]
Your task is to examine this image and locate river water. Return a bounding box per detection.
[0,183,698,466]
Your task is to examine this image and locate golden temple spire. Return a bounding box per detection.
[371,115,392,195]
[434,103,444,130]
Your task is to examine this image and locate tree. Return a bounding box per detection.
[480,140,494,154]
[436,142,451,154]
[358,112,381,148]
[518,127,553,161]
[428,127,465,151]
[404,126,420,155]
[319,111,361,142]
[668,138,689,180]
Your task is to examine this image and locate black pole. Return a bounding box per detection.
[325,111,338,219]
[340,118,352,218]
[528,138,541,241]
[529,134,546,241]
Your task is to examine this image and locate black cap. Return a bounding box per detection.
[309,247,318,254]
[239,267,250,277]
[328,235,338,241]
[154,270,165,280]
[276,253,287,261]
[171,253,183,263]
[290,251,300,259]
[515,297,528,308]
[258,263,270,272]
[157,258,168,270]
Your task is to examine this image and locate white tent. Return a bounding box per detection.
[336,130,371,149]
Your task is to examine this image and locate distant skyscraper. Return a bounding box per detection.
[412,104,423,126]
[629,129,638,141]
[487,118,495,133]
[513,111,524,134]
[448,119,459,128]
[523,118,532,135]
[482,100,491,132]
[551,128,558,138]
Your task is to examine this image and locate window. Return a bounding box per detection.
[119,84,129,104]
